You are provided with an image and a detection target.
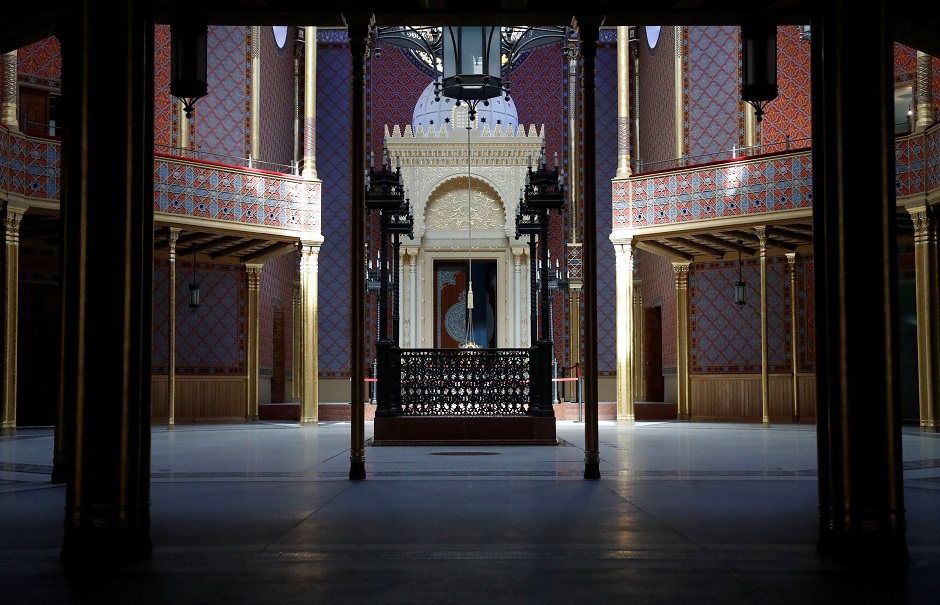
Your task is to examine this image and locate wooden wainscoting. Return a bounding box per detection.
[690,373,816,422]
[152,375,249,422]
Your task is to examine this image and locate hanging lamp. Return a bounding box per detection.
[734,242,747,306]
[189,245,201,309]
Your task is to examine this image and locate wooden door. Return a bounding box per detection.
[643,306,664,402]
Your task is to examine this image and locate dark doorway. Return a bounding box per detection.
[643,306,664,402]
[17,281,60,426]
[434,259,497,348]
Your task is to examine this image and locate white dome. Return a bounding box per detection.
[412,81,519,133]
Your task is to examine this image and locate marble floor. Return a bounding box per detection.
[1,420,939,604]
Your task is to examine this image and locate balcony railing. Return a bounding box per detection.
[635,136,812,174]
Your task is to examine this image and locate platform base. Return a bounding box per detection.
[372,416,558,446]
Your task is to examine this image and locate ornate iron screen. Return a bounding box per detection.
[398,348,531,416]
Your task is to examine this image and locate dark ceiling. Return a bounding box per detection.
[2,2,939,58]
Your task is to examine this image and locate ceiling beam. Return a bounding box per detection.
[636,240,694,262]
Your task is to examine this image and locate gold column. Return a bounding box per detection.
[613,239,635,422]
[673,261,691,420]
[616,26,632,178]
[246,263,262,421]
[564,30,581,380]
[757,226,769,423]
[291,279,301,400]
[345,13,372,480]
[1,51,18,131]
[250,26,261,161]
[915,52,933,133]
[787,252,799,422]
[633,280,645,400]
[567,243,582,377]
[911,206,939,430]
[299,242,320,425]
[1,204,25,429]
[303,27,318,179]
[673,26,684,160]
[167,228,180,428]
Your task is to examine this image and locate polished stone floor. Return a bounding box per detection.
[1,420,939,604]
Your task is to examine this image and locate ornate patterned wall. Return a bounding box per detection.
[635,250,678,372]
[637,25,677,168]
[762,26,812,149]
[258,25,298,169]
[316,31,352,378]
[152,259,246,373]
[687,26,739,159]
[259,252,298,382]
[594,34,618,374]
[197,26,250,163]
[17,38,60,89]
[154,24,174,149]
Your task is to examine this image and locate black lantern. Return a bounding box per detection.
[439,26,504,120]
[189,245,201,309]
[734,244,747,306]
[741,16,778,123]
[171,13,209,120]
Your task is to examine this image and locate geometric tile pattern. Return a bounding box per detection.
[894,43,918,78]
[152,259,246,373]
[686,26,739,158]
[198,26,250,162]
[935,57,940,122]
[796,256,815,373]
[928,127,940,195]
[0,135,60,200]
[896,136,924,197]
[369,47,429,164]
[690,256,790,373]
[17,38,60,89]
[594,41,618,375]
[315,42,352,377]
[153,157,319,232]
[257,26,297,169]
[511,42,569,359]
[634,251,679,371]
[153,24,174,149]
[762,26,813,151]
[614,151,814,229]
[259,252,299,377]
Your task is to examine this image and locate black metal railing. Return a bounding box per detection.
[393,348,533,416]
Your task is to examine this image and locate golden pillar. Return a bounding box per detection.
[250,26,261,160]
[673,261,691,420]
[757,226,769,423]
[1,204,25,429]
[167,228,180,428]
[299,242,320,425]
[246,263,262,421]
[911,206,939,430]
[303,27,318,179]
[292,279,302,400]
[613,239,635,422]
[786,252,799,422]
[633,280,645,401]
[1,51,18,131]
[915,52,933,133]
